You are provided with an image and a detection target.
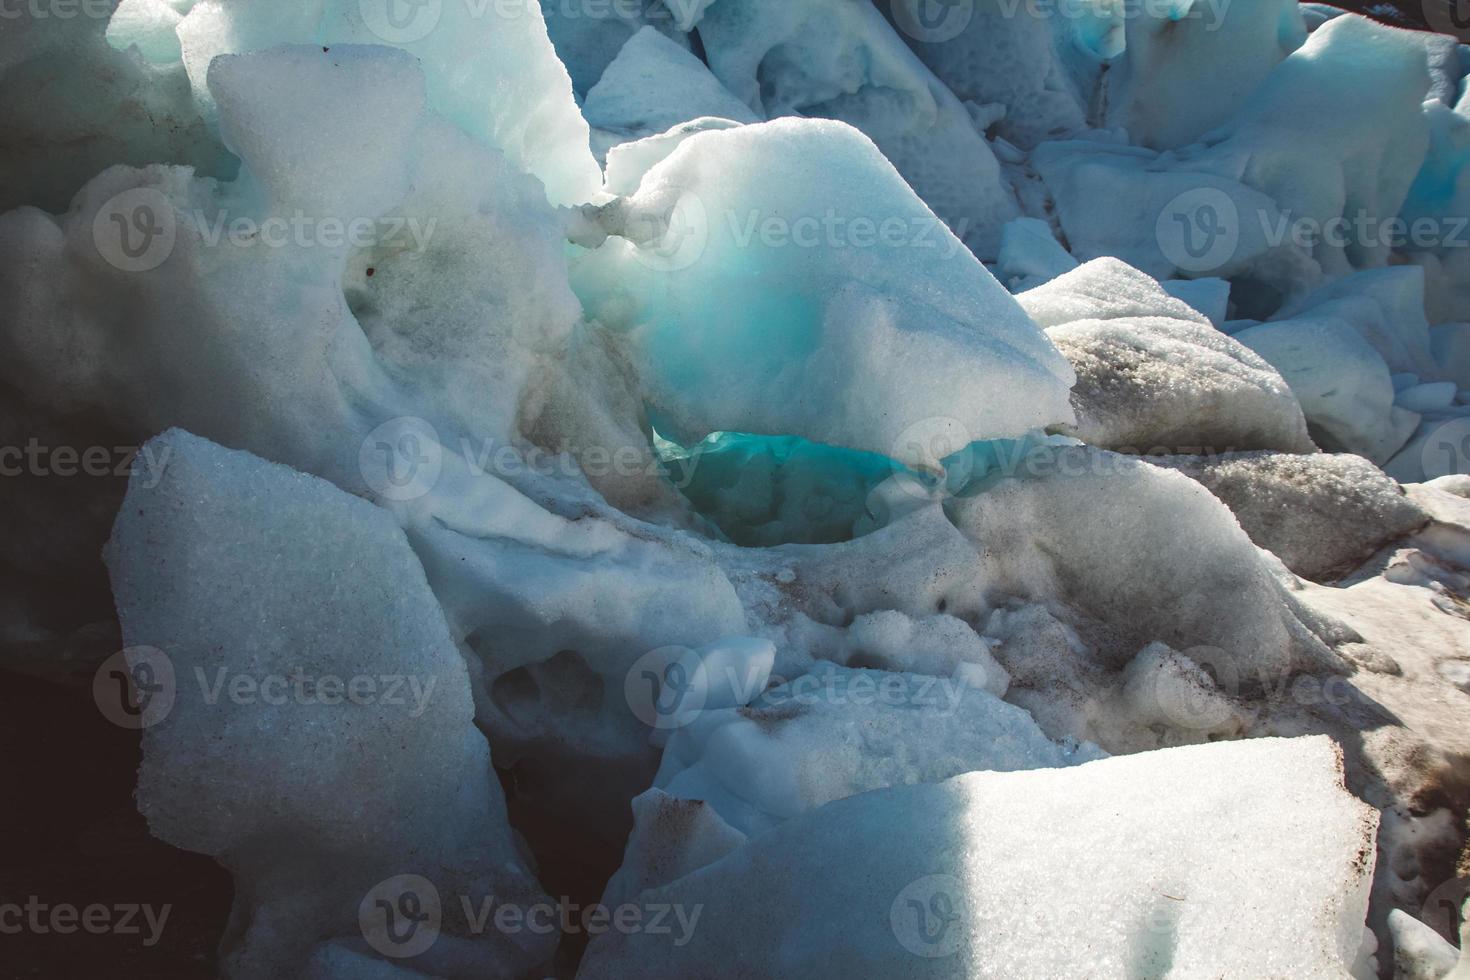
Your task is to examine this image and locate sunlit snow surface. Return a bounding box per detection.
[3,0,1470,977]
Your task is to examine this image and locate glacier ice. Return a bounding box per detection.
[579,737,1378,978]
[105,430,553,978]
[571,117,1076,470]
[4,0,1470,976]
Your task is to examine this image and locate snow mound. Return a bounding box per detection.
[104,430,551,979]
[580,736,1378,979]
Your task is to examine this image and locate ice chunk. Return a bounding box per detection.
[104,430,552,979]
[1235,317,1422,464]
[583,27,757,143]
[572,118,1075,471]
[580,737,1379,979]
[1151,451,1429,580]
[1161,277,1232,326]
[1388,909,1462,980]
[946,445,1347,679]
[1105,0,1306,149]
[882,0,1095,151]
[538,0,676,96]
[0,5,229,213]
[651,661,1100,839]
[1272,267,1440,378]
[692,0,1021,256]
[1021,259,1315,454]
[176,0,601,205]
[996,216,1079,291]
[0,44,581,493]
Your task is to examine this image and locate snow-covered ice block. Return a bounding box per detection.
[1021,259,1315,454]
[0,4,229,213]
[104,430,552,979]
[538,0,676,96]
[0,43,582,492]
[947,446,1346,679]
[572,118,1075,471]
[176,0,601,205]
[1398,382,1460,414]
[1106,0,1305,149]
[651,661,1101,839]
[1272,267,1440,378]
[209,45,425,218]
[1236,315,1421,463]
[693,0,1021,256]
[580,737,1378,979]
[882,0,1095,151]
[583,26,757,142]
[1388,908,1463,980]
[1151,451,1429,580]
[996,216,1078,290]
[1161,276,1231,326]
